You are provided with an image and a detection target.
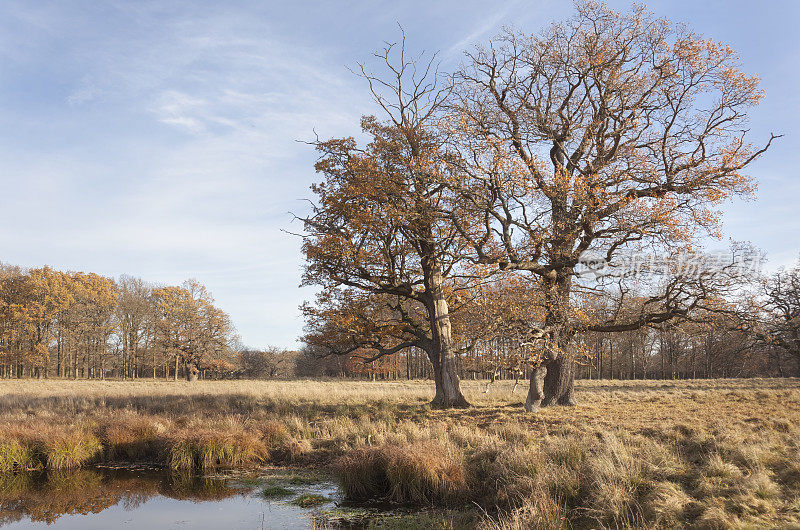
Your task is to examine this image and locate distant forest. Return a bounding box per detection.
[0,262,262,380]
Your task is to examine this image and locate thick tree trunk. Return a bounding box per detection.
[542,355,575,406]
[426,306,469,408]
[524,365,547,412]
[429,351,468,408]
[422,245,469,409]
[527,273,575,410]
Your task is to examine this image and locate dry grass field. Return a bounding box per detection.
[1,378,799,528]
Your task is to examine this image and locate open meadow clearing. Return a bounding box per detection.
[3,0,800,527]
[1,378,799,528]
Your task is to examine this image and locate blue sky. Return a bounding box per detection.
[1,1,798,349]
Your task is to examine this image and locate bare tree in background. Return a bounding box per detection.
[116,275,154,380]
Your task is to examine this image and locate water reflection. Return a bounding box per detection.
[0,468,334,529]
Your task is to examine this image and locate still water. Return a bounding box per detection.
[0,467,341,529]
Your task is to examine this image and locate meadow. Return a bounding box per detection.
[1,378,799,528]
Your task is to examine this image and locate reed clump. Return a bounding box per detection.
[0,427,102,471]
[335,440,467,504]
[0,439,37,472]
[44,430,103,470]
[168,429,268,470]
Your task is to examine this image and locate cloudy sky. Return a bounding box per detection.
[1,0,797,348]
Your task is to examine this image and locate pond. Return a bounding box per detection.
[0,467,475,529]
[0,467,342,529]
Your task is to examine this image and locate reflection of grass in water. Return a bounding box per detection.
[7,469,120,524]
[45,468,105,492]
[292,493,330,507]
[0,472,34,497]
[167,471,239,501]
[0,468,247,525]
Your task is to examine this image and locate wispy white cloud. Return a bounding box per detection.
[444,1,520,58]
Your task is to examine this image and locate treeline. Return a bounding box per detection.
[0,263,295,380]
[297,319,798,382]
[300,263,800,381]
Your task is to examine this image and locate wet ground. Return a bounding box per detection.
[0,467,475,529]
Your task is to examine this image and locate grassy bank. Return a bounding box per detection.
[1,378,799,528]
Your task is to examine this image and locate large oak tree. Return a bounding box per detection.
[301,41,474,407]
[447,1,775,409]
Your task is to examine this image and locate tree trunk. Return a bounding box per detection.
[426,313,469,408]
[421,245,469,409]
[610,340,614,380]
[186,361,199,382]
[429,351,468,408]
[528,274,575,408]
[542,354,575,406]
[524,365,547,412]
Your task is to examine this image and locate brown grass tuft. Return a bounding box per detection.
[44,430,102,470]
[335,440,467,504]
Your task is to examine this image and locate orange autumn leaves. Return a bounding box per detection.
[0,264,235,379]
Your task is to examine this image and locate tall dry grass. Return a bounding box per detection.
[0,378,798,528]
